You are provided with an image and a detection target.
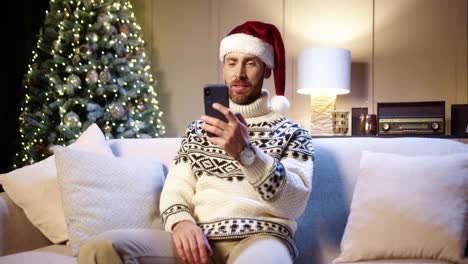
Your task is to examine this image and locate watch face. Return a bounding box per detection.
[240,146,255,165]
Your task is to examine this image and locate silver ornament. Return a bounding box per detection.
[110,103,125,120]
[99,68,111,83]
[86,70,98,84]
[64,112,82,129]
[66,74,81,87]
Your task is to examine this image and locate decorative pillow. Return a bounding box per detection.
[0,124,113,243]
[54,146,165,256]
[334,151,468,264]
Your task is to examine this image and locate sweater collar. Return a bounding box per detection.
[229,90,272,119]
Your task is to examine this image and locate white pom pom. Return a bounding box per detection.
[270,95,290,114]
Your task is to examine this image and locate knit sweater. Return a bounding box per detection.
[160,90,314,257]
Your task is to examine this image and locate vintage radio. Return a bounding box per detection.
[377,101,445,136]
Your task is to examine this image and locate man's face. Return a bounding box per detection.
[223,52,271,105]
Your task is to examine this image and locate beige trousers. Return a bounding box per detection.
[78,229,292,264]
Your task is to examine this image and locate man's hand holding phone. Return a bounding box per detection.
[201,103,250,160]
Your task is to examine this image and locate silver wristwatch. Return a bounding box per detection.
[239,143,256,166]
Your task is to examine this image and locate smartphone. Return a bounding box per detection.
[204,84,229,137]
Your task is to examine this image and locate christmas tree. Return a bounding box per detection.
[14,0,165,168]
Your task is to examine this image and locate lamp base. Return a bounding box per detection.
[309,94,336,136]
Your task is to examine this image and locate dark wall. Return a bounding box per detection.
[1,0,50,173]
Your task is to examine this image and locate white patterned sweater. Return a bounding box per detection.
[160,90,314,257]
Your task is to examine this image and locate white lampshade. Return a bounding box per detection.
[297,47,351,95]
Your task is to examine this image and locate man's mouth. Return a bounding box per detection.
[231,82,250,92]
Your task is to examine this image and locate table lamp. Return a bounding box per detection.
[297,47,351,135]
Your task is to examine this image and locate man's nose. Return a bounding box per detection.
[235,65,247,79]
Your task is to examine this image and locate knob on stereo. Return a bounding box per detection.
[431,122,439,130]
[382,123,390,131]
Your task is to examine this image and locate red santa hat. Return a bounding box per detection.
[219,21,289,113]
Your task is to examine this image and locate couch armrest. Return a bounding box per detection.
[0,192,52,256]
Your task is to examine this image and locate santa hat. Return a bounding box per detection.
[219,21,289,113]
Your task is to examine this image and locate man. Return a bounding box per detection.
[78,21,313,264]
[160,21,314,264]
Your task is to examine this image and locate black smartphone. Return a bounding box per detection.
[204,84,229,137]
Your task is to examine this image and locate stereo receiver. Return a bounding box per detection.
[377,101,445,136]
[378,117,444,135]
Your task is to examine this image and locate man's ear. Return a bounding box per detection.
[264,67,272,79]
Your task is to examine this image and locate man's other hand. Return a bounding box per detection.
[172,220,213,264]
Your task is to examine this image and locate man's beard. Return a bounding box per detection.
[228,80,263,105]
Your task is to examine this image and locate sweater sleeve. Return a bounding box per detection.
[240,128,314,219]
[159,126,198,232]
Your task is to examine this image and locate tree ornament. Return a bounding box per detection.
[97,13,109,24]
[119,24,129,34]
[101,54,109,65]
[99,68,111,83]
[96,86,105,95]
[94,0,103,8]
[86,70,98,84]
[87,32,99,43]
[110,103,125,120]
[64,111,82,129]
[66,74,81,87]
[79,45,92,59]
[113,34,127,50]
[133,47,143,56]
[72,54,81,65]
[65,84,75,96]
[52,40,60,51]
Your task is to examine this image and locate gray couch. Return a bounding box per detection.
[0,137,466,264]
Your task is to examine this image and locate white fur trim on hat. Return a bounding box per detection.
[219,33,275,69]
[270,95,290,114]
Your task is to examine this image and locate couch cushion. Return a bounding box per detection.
[54,147,166,256]
[0,124,113,244]
[34,244,73,256]
[0,247,75,264]
[342,260,452,264]
[334,151,468,263]
[294,137,467,264]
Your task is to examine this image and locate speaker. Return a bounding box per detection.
[451,104,468,138]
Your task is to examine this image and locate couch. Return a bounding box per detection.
[0,136,466,264]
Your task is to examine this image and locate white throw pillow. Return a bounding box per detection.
[54,146,165,256]
[334,151,468,264]
[0,124,113,243]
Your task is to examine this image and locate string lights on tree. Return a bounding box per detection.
[14,0,165,168]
